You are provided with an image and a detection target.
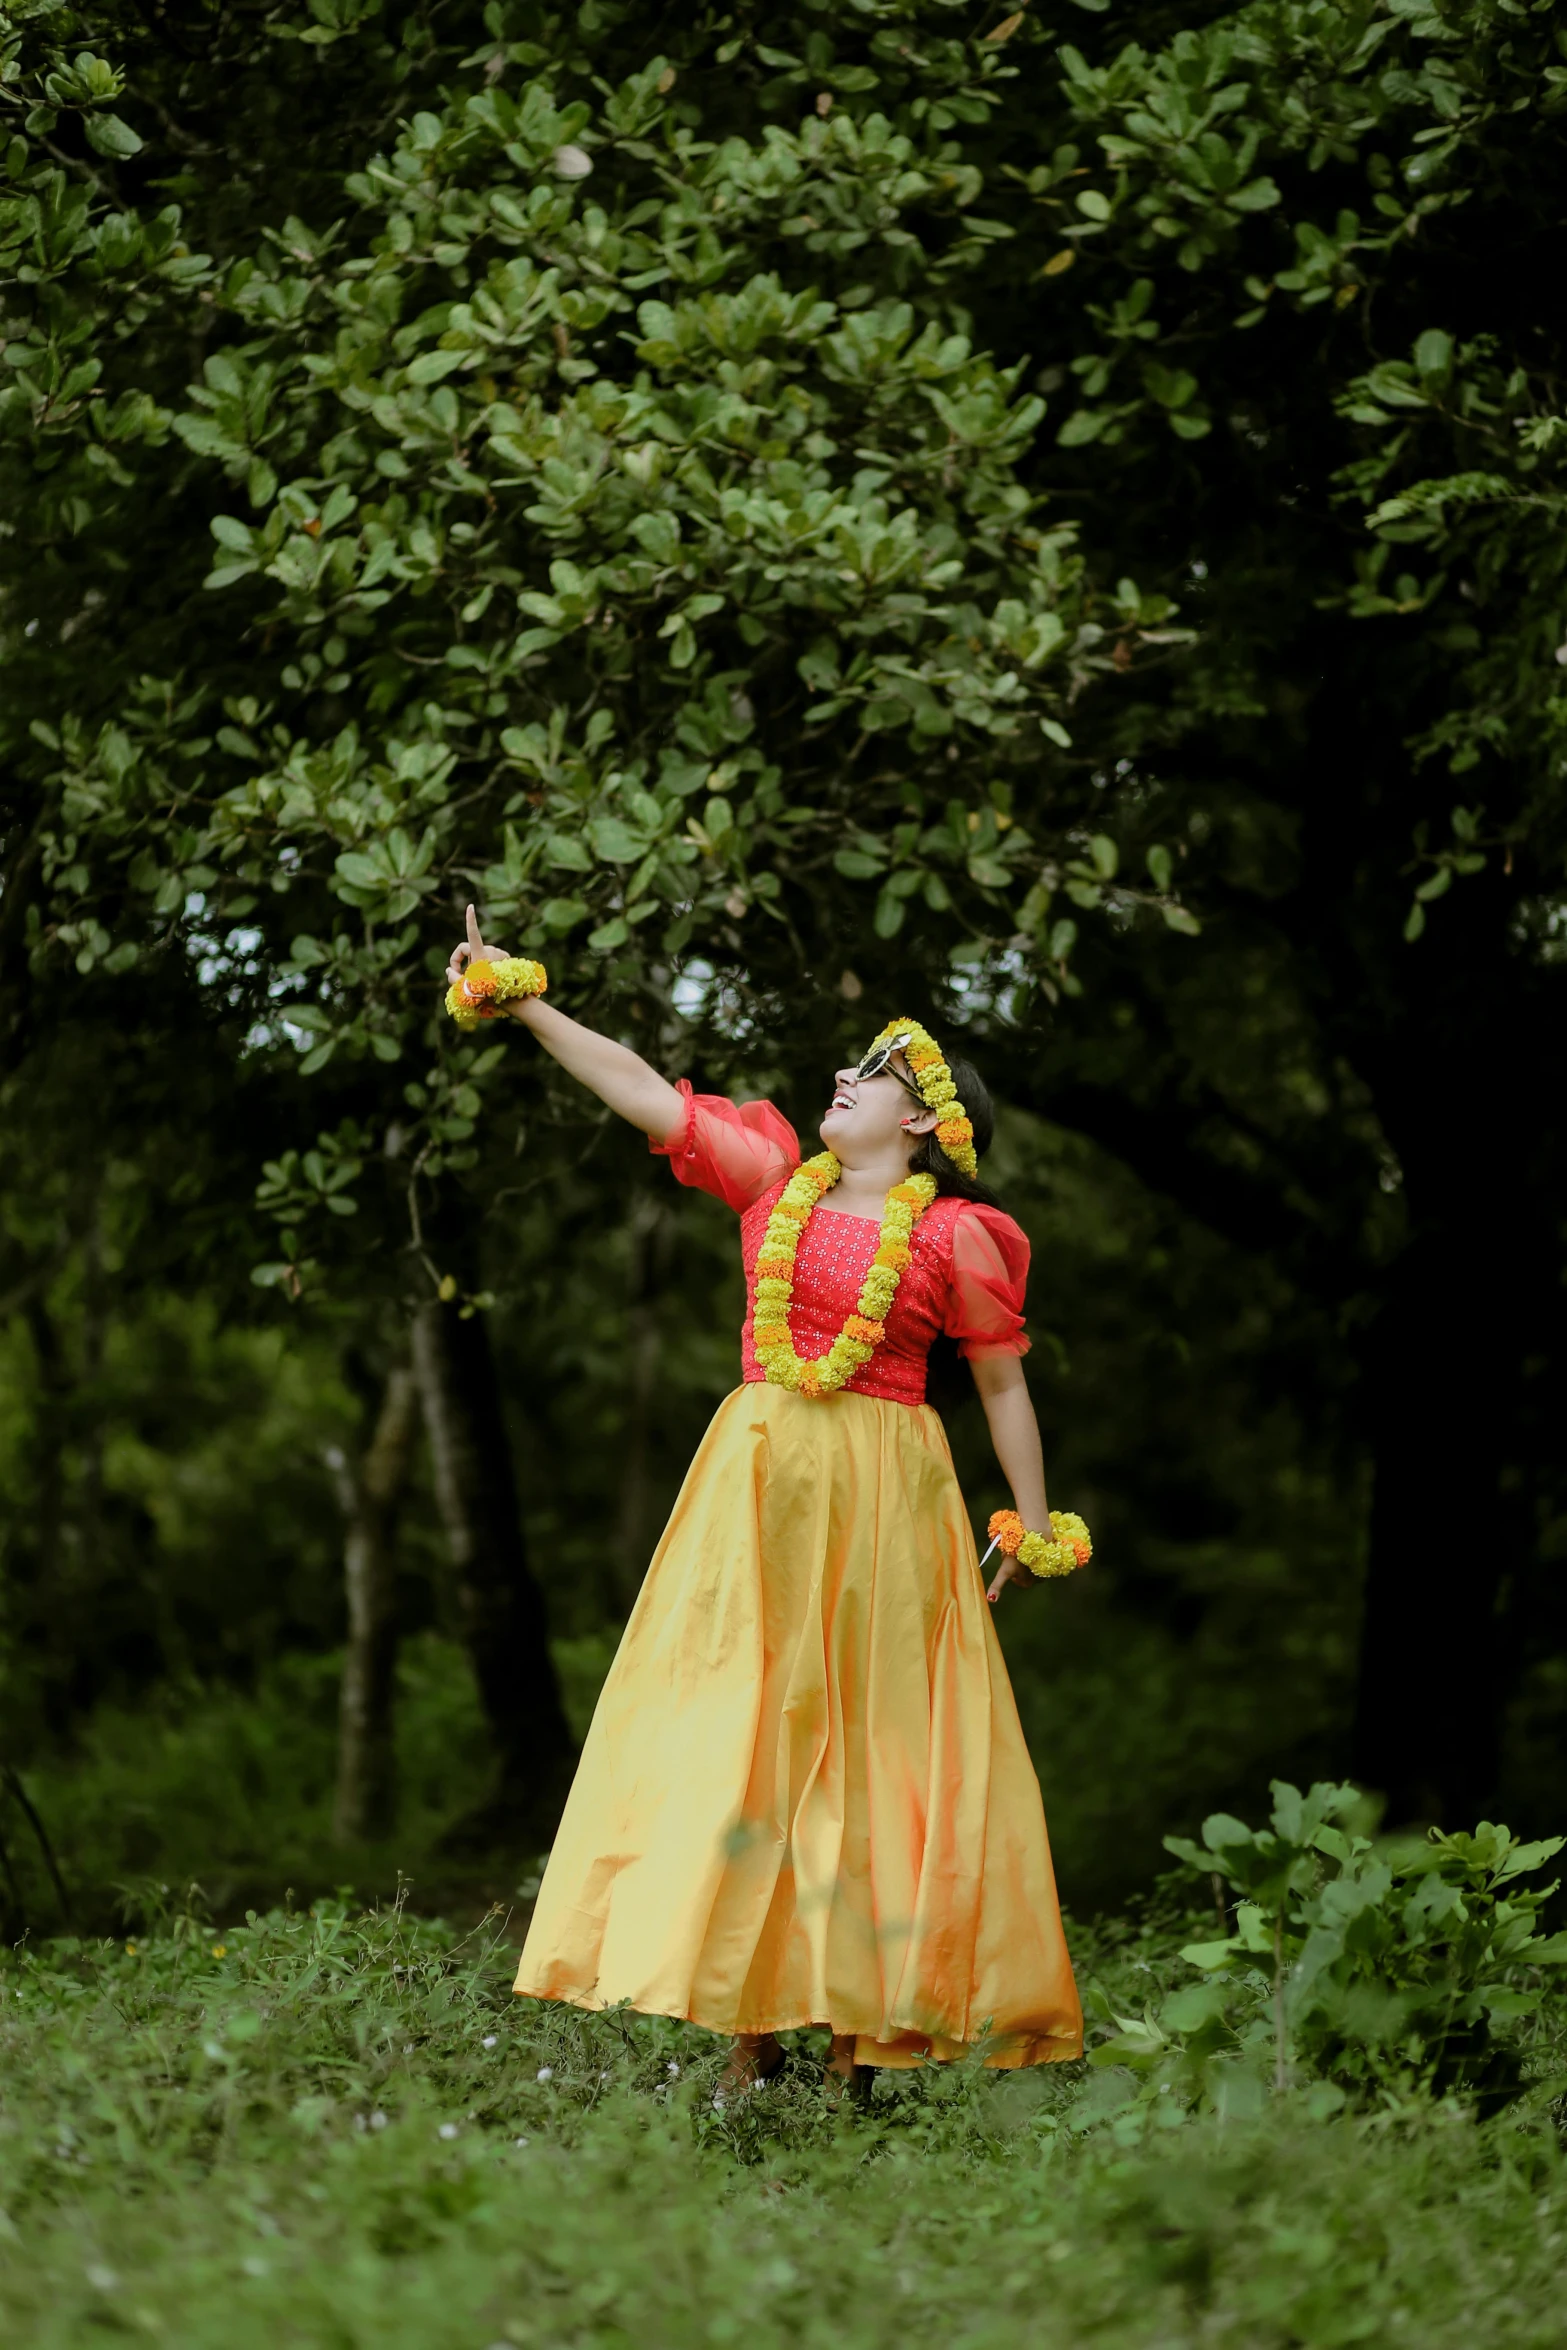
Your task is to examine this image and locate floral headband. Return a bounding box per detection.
[858,1018,978,1179]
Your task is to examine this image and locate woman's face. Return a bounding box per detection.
[819,1049,937,1161]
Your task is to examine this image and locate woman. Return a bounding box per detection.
[445,909,1082,2096]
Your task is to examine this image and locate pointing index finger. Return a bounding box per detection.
[465,902,484,958]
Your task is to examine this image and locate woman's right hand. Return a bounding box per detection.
[447,902,508,989]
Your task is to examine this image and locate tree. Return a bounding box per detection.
[5,0,1566,1836]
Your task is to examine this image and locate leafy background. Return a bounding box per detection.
[5,1,1567,2338]
[6,0,1566,1909]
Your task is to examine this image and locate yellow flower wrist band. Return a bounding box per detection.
[444,955,547,1031]
[983,1507,1092,1581]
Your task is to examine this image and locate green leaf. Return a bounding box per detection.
[588,818,645,863]
[407,348,469,384]
[84,112,143,159]
[1179,1938,1242,1972]
[1414,329,1453,378]
[334,852,383,891]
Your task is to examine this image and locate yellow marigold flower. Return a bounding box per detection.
[987,1507,1093,1581]
[751,1151,937,1396]
[445,956,547,1030]
[858,1017,978,1177]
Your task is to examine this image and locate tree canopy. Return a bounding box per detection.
[3,0,1565,1888]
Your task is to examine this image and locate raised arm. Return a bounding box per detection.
[447,905,683,1140]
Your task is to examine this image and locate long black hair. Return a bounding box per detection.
[904,1052,1003,1208]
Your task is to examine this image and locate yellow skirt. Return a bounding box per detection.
[515,1384,1082,2068]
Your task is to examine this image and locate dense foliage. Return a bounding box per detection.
[3,1798,1566,2348]
[2,0,1566,1917]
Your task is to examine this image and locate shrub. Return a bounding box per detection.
[1087,1782,1567,2116]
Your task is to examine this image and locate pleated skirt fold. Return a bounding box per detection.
[514,1383,1082,2068]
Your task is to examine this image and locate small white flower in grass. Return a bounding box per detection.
[535,2065,553,2082]
[513,2135,529,2147]
[85,2266,119,2294]
[667,2060,680,2077]
[369,2110,388,2131]
[551,143,592,178]
[482,2034,498,2049]
[437,2123,459,2141]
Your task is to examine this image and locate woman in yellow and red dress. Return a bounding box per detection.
[446,910,1082,2094]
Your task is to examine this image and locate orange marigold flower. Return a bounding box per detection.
[875,1242,912,1269]
[844,1315,885,1345]
[463,965,500,1001]
[988,1508,1026,1557]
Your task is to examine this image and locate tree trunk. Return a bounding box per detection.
[612,1185,671,1612]
[412,1296,576,1848]
[1348,948,1543,1828]
[327,1361,419,1844]
[1350,1242,1510,1824]
[21,1294,71,1735]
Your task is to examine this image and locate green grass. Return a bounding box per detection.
[3,1894,1565,2348]
[3,1633,620,1935]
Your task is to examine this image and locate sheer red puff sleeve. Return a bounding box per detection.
[944,1204,1032,1359]
[649,1079,801,1213]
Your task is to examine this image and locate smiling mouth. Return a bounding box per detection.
[829,1091,855,1111]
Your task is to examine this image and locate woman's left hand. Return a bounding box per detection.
[986,1552,1033,1605]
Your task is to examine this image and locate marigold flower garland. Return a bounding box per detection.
[862,1017,978,1178]
[984,1507,1092,1581]
[752,1152,938,1397]
[445,955,548,1031]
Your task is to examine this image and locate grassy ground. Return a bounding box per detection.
[1,1634,621,1938]
[3,1892,1565,2349]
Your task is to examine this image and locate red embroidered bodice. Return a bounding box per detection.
[651,1081,1031,1409]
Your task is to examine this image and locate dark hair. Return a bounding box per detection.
[905,1052,1003,1208]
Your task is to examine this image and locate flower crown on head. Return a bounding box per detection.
[863,1017,979,1180]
